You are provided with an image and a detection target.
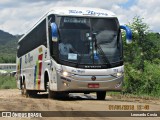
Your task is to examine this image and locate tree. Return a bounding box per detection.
[124,16,149,71]
[123,16,160,97]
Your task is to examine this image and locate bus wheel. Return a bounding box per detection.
[28,91,37,97]
[96,91,106,100]
[21,82,29,97]
[47,83,54,98]
[48,88,54,98]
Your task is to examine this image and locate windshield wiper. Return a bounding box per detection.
[93,33,111,67]
[97,44,111,67]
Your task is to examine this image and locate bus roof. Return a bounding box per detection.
[18,7,116,42]
[48,7,116,17]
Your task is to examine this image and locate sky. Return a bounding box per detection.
[0,0,160,35]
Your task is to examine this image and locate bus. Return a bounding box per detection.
[16,7,132,100]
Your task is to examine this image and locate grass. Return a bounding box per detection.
[0,75,17,89]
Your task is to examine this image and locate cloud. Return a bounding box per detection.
[0,0,128,34]
[136,0,160,32]
[53,0,128,9]
[0,0,159,34]
[111,0,160,32]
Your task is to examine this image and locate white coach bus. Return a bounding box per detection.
[16,7,132,100]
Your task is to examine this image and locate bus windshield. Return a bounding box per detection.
[57,16,122,67]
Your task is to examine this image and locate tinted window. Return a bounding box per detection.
[17,19,47,58]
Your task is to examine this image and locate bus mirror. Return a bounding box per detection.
[120,25,132,44]
[51,23,58,42]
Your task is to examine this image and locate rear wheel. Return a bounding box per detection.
[21,81,29,97]
[96,91,106,100]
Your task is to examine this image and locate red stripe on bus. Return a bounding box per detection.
[38,54,43,90]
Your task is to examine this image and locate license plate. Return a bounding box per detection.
[88,83,99,88]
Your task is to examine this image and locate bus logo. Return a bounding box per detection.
[91,76,96,81]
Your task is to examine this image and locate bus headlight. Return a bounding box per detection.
[62,71,74,77]
[56,69,74,77]
[112,72,123,77]
[62,71,68,77]
[116,72,123,77]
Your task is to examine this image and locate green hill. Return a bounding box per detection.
[0,30,22,63]
[0,30,16,44]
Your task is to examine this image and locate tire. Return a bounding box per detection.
[47,82,68,99]
[21,81,29,97]
[48,89,68,99]
[96,91,106,100]
[47,82,54,98]
[27,90,37,97]
[55,92,69,99]
[48,88,54,98]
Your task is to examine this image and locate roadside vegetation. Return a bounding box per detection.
[0,75,16,89]
[122,16,160,98]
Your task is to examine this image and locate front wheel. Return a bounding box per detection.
[96,91,106,100]
[27,90,37,97]
[48,88,54,98]
[47,82,54,98]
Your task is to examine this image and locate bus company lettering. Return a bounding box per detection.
[77,70,85,74]
[69,10,108,16]
[25,53,33,64]
[86,10,108,16]
[85,66,102,69]
[69,10,82,14]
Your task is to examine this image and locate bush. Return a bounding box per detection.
[141,61,160,96]
[123,61,160,97]
[122,17,160,98]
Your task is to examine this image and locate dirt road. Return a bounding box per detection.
[0,89,159,120]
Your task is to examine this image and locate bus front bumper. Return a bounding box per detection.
[57,75,124,92]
